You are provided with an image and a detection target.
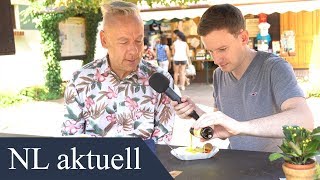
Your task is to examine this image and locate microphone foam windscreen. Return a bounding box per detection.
[148,72,170,93]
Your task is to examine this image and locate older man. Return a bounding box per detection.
[62,1,174,148]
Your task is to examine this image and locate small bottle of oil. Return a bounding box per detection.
[189,127,214,140]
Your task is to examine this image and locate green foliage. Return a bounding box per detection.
[25,0,102,97]
[308,89,320,98]
[142,0,199,7]
[25,0,197,98]
[0,92,30,108]
[269,125,320,165]
[20,85,65,101]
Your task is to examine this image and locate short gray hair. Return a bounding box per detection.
[101,1,140,27]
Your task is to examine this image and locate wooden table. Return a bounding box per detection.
[156,145,285,180]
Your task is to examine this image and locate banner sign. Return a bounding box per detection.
[0,138,172,180]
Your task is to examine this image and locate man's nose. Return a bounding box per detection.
[210,52,222,65]
[128,43,139,54]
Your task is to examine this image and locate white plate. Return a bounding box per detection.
[170,146,219,161]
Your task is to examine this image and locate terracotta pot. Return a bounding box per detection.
[282,160,316,180]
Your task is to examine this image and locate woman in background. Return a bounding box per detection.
[172,30,190,90]
[155,35,171,71]
[143,37,157,66]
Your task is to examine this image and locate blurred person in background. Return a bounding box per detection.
[155,34,171,71]
[143,36,157,66]
[171,30,190,91]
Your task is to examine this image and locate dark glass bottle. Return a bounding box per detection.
[189,127,214,140]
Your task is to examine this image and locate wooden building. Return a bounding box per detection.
[140,0,320,82]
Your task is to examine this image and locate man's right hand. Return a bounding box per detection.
[170,96,204,119]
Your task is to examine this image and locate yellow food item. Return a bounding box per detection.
[186,136,214,154]
[186,147,205,154]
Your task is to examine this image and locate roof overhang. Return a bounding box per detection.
[140,0,320,21]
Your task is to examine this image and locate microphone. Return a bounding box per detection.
[148,72,199,120]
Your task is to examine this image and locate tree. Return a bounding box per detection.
[26,0,199,98]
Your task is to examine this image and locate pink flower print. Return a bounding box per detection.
[161,95,171,105]
[151,94,158,105]
[124,97,139,111]
[105,87,117,99]
[106,114,117,123]
[64,120,83,134]
[135,110,143,119]
[95,69,106,82]
[152,129,160,138]
[85,97,94,109]
[101,68,109,77]
[137,73,149,86]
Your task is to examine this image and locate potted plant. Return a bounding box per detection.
[269,125,320,180]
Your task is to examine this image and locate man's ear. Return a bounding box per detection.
[240,30,249,45]
[100,30,108,48]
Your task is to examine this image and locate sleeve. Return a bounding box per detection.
[61,80,86,136]
[270,60,304,108]
[153,72,175,144]
[212,69,218,109]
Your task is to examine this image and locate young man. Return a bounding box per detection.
[171,4,313,152]
[62,1,174,147]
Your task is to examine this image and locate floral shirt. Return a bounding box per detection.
[143,46,155,61]
[62,56,175,143]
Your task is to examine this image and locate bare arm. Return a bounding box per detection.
[171,44,175,58]
[193,97,314,139]
[165,45,171,60]
[186,42,190,62]
[239,97,314,137]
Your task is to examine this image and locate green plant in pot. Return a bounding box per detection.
[269,125,320,180]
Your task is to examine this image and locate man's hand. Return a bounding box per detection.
[193,111,242,140]
[170,96,202,119]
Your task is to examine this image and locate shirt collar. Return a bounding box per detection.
[102,54,143,84]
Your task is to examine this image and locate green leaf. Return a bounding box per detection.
[269,153,284,162]
[141,85,146,94]
[132,97,140,102]
[288,141,302,156]
[113,102,117,112]
[135,86,140,93]
[105,106,115,114]
[64,106,78,121]
[97,82,102,90]
[134,121,142,129]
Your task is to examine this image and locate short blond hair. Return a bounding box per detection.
[101,1,140,27]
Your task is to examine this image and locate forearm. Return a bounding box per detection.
[239,103,314,138]
[195,105,206,117]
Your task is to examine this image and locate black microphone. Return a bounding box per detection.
[148,72,199,120]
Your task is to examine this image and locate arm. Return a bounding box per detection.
[171,44,175,59]
[240,97,313,137]
[186,42,190,63]
[165,45,171,60]
[193,60,314,139]
[154,73,175,144]
[193,97,313,139]
[62,81,86,136]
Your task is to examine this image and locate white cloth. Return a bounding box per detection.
[158,61,169,72]
[173,39,189,61]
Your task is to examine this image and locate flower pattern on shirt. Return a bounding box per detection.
[62,56,175,143]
